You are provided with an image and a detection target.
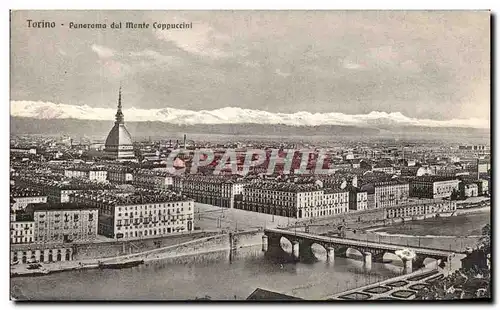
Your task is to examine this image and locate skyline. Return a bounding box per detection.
[11,10,490,124]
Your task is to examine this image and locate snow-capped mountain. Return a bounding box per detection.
[10,100,489,129]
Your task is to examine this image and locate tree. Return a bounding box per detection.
[480,224,490,253]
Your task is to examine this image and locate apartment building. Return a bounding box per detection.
[64,166,108,182]
[361,180,409,209]
[70,189,194,240]
[10,186,47,212]
[173,175,245,209]
[132,169,173,190]
[235,180,350,219]
[409,176,460,199]
[25,203,99,244]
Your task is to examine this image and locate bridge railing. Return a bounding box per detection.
[265,228,456,255]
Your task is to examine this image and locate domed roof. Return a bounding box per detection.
[105,124,133,147]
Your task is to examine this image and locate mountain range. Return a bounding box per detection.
[11,100,489,129]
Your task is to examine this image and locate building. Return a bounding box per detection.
[348,188,368,211]
[476,179,489,196]
[132,169,173,190]
[11,245,74,265]
[10,186,47,212]
[14,176,116,203]
[235,180,349,219]
[70,189,194,240]
[11,147,37,155]
[103,87,135,161]
[64,166,108,182]
[409,176,460,199]
[460,182,479,198]
[360,180,409,209]
[173,175,245,209]
[25,203,99,244]
[383,199,457,219]
[372,163,395,174]
[10,212,34,244]
[107,166,134,184]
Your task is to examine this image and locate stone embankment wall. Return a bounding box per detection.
[101,229,264,263]
[71,231,216,260]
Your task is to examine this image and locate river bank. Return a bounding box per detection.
[11,230,264,277]
[367,206,490,236]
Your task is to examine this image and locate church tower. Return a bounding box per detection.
[104,87,135,161]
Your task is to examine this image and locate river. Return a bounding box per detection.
[11,244,405,300]
[12,211,489,300]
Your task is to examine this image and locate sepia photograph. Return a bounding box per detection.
[9,9,491,301]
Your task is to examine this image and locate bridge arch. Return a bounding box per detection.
[381,252,405,266]
[345,247,365,259]
[310,242,328,261]
[279,236,293,254]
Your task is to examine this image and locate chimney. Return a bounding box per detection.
[183,134,187,149]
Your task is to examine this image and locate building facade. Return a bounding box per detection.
[235,181,350,219]
[107,166,134,184]
[71,189,194,240]
[11,186,47,212]
[361,181,409,209]
[64,166,108,182]
[383,199,457,219]
[26,203,99,244]
[10,215,34,244]
[348,189,368,211]
[174,175,245,209]
[132,169,173,190]
[11,245,74,264]
[409,176,460,199]
[14,176,116,203]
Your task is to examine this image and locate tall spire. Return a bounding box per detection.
[115,85,124,124]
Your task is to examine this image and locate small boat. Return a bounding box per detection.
[27,263,42,270]
[98,259,144,269]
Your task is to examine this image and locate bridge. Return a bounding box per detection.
[263,228,460,273]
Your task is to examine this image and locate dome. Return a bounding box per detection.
[105,124,133,147]
[103,87,135,160]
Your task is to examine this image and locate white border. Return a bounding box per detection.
[2,1,497,310]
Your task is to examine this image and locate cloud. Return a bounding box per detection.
[128,50,177,64]
[275,69,290,77]
[91,44,115,58]
[341,59,364,70]
[154,22,230,58]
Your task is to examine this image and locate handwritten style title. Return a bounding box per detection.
[26,19,193,30]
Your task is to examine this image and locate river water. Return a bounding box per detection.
[11,244,404,300]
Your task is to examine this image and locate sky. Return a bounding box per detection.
[10,10,490,121]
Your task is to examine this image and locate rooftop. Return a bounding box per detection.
[181,174,246,184]
[245,180,322,192]
[10,185,45,198]
[71,189,191,205]
[412,176,459,183]
[26,202,98,212]
[14,176,116,190]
